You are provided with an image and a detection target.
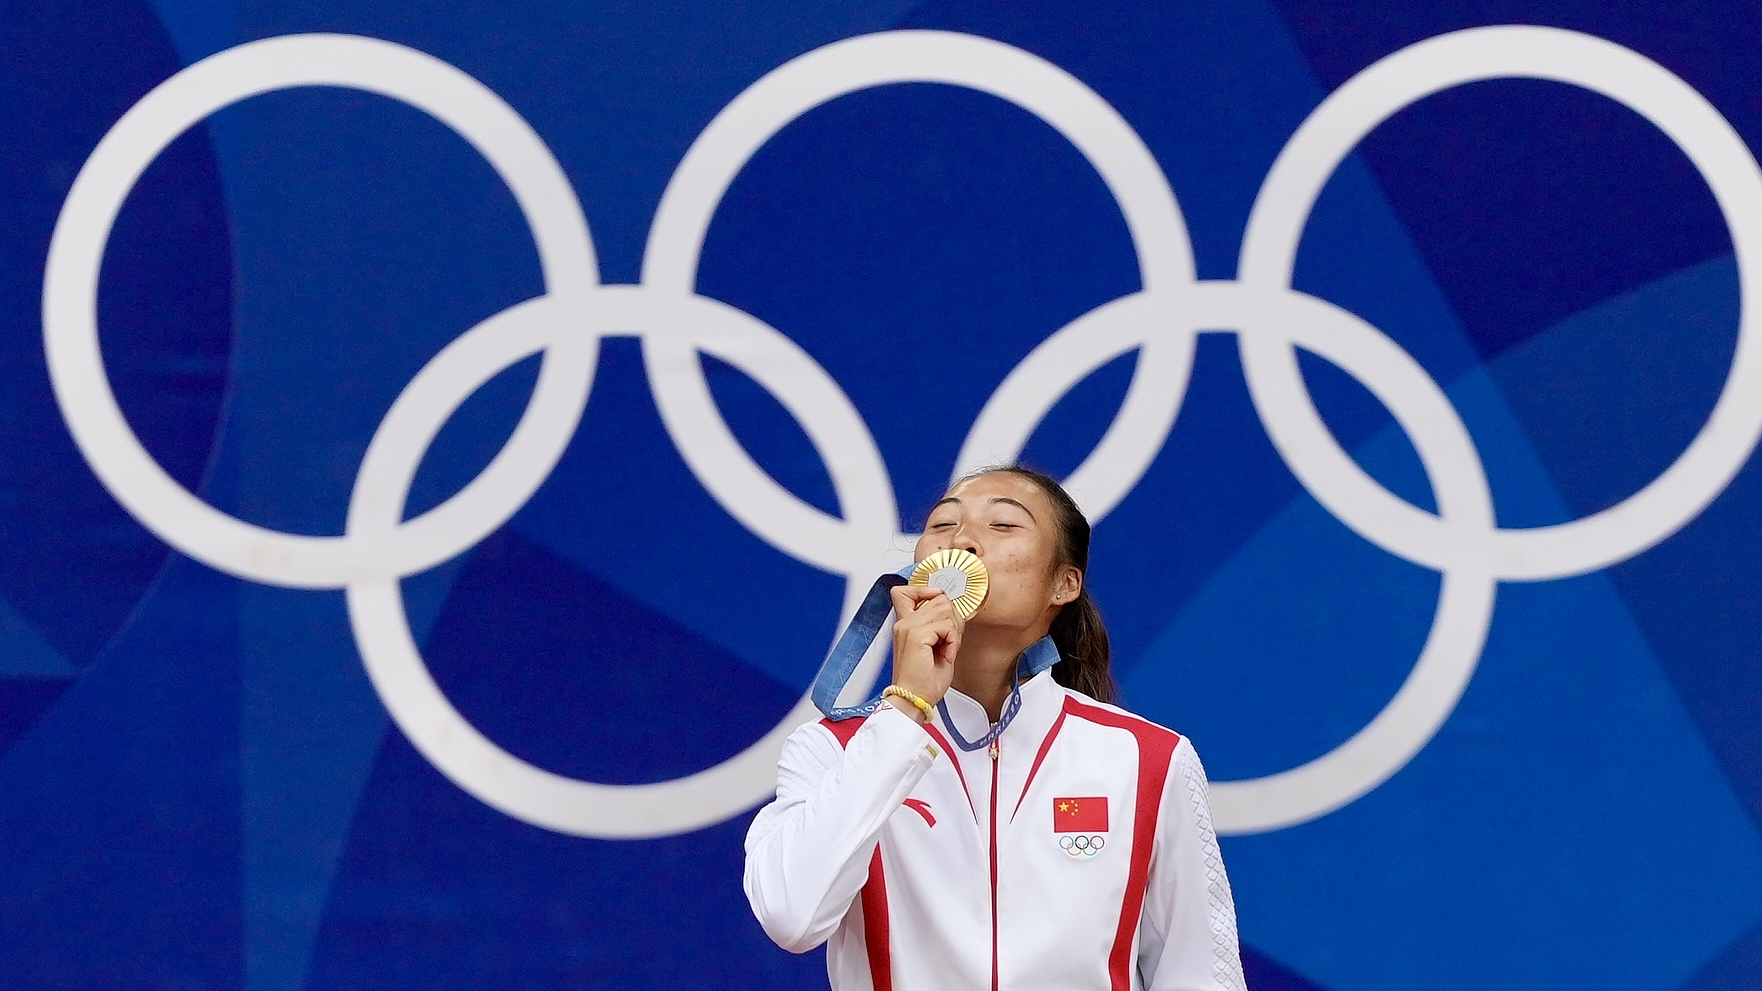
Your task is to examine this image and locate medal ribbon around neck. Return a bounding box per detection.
[936,636,1060,752]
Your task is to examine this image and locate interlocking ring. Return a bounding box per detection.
[44,25,1762,838]
[1058,834,1105,857]
[43,34,601,590]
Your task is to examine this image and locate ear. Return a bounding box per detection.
[1052,565,1083,605]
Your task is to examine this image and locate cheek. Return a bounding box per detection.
[986,553,1052,602]
[913,533,938,561]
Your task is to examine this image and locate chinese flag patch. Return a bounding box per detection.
[1052,796,1109,832]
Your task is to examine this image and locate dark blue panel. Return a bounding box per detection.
[0,558,241,989]
[1016,351,1139,487]
[1487,256,1762,829]
[304,734,826,991]
[1604,444,1762,833]
[0,0,231,665]
[506,337,849,696]
[1269,0,1744,360]
[1244,945,1333,991]
[233,0,923,285]
[697,80,1140,511]
[705,353,842,519]
[0,679,73,756]
[1681,918,1762,991]
[425,527,801,785]
[207,84,542,537]
[1490,257,1737,522]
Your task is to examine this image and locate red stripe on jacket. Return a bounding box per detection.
[821,715,867,748]
[862,847,893,991]
[820,716,893,990]
[1063,699,1180,991]
[1010,705,1070,822]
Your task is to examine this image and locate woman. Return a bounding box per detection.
[744,466,1244,991]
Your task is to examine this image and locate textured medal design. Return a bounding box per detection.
[909,548,989,619]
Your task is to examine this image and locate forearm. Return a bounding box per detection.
[743,705,938,951]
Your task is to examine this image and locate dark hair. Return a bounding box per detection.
[959,465,1116,704]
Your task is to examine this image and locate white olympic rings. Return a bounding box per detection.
[42,26,1762,837]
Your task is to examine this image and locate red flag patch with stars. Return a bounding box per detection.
[1052,796,1108,832]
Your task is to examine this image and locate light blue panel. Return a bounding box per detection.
[240,586,389,991]
[1130,356,1762,989]
[1124,479,1439,781]
[240,550,480,991]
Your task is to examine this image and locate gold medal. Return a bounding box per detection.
[908,548,989,619]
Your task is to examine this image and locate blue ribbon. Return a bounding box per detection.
[936,636,1060,752]
[810,568,1063,732]
[810,564,914,720]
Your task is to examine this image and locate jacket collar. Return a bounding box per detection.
[935,666,1064,753]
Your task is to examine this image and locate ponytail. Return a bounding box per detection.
[961,465,1118,704]
[1049,591,1116,703]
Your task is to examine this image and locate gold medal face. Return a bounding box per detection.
[908,548,989,619]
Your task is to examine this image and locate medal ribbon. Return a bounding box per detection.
[935,636,1060,752]
[810,568,1063,737]
[809,564,915,720]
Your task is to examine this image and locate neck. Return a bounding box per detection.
[952,628,1045,722]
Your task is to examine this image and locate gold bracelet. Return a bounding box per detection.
[882,685,933,717]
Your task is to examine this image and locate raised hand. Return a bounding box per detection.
[886,585,962,720]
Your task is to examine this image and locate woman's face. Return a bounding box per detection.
[914,472,1080,635]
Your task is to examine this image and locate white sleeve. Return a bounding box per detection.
[742,704,939,953]
[1138,738,1247,991]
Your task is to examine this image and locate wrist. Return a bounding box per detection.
[882,685,934,723]
[883,696,929,723]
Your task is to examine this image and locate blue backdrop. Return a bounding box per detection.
[4,1,1762,989]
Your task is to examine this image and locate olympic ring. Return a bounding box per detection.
[1058,834,1105,857]
[1238,25,1762,583]
[43,26,1762,838]
[43,34,600,589]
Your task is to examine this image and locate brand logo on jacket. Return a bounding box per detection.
[903,798,937,827]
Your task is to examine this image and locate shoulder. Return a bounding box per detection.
[1054,688,1187,753]
[816,714,868,749]
[774,714,861,772]
[780,708,917,762]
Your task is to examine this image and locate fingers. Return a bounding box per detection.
[932,608,962,666]
[890,583,962,703]
[892,584,949,607]
[890,585,959,640]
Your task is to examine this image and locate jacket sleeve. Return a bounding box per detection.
[1137,737,1247,991]
[743,704,940,952]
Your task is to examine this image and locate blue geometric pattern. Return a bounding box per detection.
[3,0,1761,988]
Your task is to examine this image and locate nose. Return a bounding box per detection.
[947,523,981,557]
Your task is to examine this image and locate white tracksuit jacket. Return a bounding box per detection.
[744,670,1246,991]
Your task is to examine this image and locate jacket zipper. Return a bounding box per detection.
[988,738,1001,991]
